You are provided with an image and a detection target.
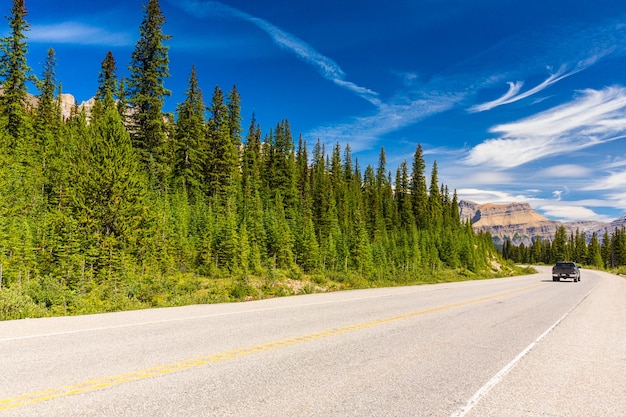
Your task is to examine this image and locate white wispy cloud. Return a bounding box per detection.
[605,191,626,212]
[29,22,132,46]
[468,62,594,113]
[168,0,381,106]
[306,93,464,152]
[538,165,592,178]
[537,204,609,222]
[469,80,524,113]
[583,169,626,191]
[456,188,537,204]
[465,86,626,168]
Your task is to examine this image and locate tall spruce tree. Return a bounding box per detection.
[242,114,262,194]
[35,48,59,131]
[173,65,206,198]
[35,48,62,200]
[226,85,242,148]
[206,85,237,198]
[375,147,394,233]
[127,0,171,180]
[0,0,31,147]
[93,51,118,116]
[427,161,442,227]
[295,134,309,197]
[395,161,414,227]
[411,144,428,229]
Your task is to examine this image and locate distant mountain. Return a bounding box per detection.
[20,89,94,120]
[459,200,625,246]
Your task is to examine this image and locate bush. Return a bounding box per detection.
[0,287,48,321]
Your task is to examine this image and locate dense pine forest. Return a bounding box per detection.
[0,0,511,320]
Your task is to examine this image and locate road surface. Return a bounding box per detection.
[1,267,624,416]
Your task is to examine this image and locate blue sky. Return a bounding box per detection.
[11,0,626,222]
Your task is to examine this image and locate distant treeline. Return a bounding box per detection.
[502,224,626,269]
[0,0,502,319]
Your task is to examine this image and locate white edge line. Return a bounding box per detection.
[449,288,594,417]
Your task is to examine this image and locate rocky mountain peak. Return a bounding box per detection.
[460,201,549,227]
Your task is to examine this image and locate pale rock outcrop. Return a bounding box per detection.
[59,93,94,120]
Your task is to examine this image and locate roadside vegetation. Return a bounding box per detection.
[0,1,524,321]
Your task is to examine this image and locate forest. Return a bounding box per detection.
[0,0,511,320]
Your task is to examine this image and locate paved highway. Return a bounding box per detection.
[1,267,624,416]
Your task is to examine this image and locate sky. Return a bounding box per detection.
[9,0,626,222]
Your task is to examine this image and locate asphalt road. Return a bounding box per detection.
[1,267,624,416]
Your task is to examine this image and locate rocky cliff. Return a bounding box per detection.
[459,200,621,246]
[59,93,94,120]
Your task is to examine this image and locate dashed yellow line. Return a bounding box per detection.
[0,283,544,411]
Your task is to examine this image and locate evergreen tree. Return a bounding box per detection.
[241,114,262,197]
[92,51,119,119]
[363,164,383,240]
[427,161,442,227]
[127,0,171,180]
[552,225,568,262]
[411,144,429,229]
[205,85,237,197]
[587,232,603,268]
[35,48,63,202]
[96,51,118,103]
[0,0,32,148]
[376,147,394,232]
[295,134,309,197]
[310,139,330,239]
[226,85,242,149]
[173,65,206,198]
[35,48,60,132]
[395,161,414,227]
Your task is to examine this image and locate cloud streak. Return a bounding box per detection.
[306,93,464,152]
[168,0,381,106]
[468,62,595,113]
[29,22,132,46]
[464,86,626,169]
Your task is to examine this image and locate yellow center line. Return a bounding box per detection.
[0,283,544,411]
